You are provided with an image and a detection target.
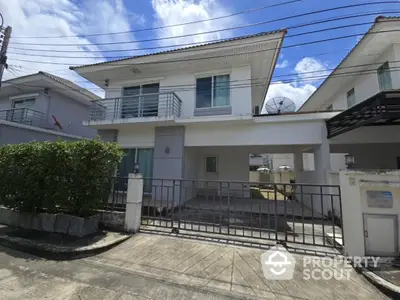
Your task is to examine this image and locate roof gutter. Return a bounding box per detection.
[261,29,287,108]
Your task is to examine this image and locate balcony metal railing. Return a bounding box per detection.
[89,92,182,121]
[0,108,46,127]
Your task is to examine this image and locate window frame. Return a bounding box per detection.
[377,61,393,91]
[346,88,355,108]
[12,97,36,109]
[195,74,231,109]
[205,156,218,173]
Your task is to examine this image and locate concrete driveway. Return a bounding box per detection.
[0,233,389,299]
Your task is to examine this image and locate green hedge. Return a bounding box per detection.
[0,139,124,217]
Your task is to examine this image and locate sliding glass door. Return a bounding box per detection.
[122,84,159,118]
[138,149,154,193]
[122,86,140,118]
[116,148,154,193]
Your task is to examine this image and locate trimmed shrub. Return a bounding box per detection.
[0,139,124,217]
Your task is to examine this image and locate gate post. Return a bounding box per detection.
[124,173,144,233]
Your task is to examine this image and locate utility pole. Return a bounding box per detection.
[0,26,12,90]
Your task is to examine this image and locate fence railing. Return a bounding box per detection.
[0,108,46,127]
[105,176,343,248]
[105,177,128,211]
[89,92,182,121]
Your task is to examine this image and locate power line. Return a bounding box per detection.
[10,0,302,39]
[7,29,400,67]
[8,20,377,59]
[9,10,397,57]
[9,2,397,47]
[78,59,400,85]
[6,64,400,93]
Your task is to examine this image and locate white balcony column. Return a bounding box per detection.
[125,173,143,233]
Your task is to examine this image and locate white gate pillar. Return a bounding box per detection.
[125,173,143,233]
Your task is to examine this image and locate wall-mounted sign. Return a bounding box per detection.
[366,190,393,208]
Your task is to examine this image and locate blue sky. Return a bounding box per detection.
[1,0,399,107]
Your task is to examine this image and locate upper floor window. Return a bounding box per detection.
[13,98,35,109]
[346,88,355,108]
[196,75,230,108]
[377,62,392,91]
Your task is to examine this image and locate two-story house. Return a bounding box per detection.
[71,29,342,212]
[300,16,400,170]
[0,71,98,143]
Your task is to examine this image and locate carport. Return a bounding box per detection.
[327,90,400,169]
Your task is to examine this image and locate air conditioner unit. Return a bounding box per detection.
[253,105,260,115]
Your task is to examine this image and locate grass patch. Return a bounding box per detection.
[250,187,286,200]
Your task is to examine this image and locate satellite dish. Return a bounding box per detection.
[265,97,296,114]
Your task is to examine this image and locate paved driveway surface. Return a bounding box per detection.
[0,233,389,299]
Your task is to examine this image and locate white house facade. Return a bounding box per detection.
[71,30,339,195]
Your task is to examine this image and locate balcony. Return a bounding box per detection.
[0,108,46,127]
[89,92,182,122]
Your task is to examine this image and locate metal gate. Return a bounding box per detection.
[140,179,343,249]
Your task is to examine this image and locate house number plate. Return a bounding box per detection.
[366,190,393,208]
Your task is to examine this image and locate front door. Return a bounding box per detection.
[363,214,398,256]
[204,156,219,195]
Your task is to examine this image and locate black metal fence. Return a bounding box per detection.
[139,178,343,249]
[104,177,128,211]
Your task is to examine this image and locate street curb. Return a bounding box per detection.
[0,234,131,260]
[357,266,400,298]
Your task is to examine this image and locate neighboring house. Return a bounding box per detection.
[0,72,98,144]
[249,154,272,170]
[299,16,400,170]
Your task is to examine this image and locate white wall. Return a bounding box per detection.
[185,120,326,146]
[340,170,400,257]
[117,128,155,148]
[187,146,249,182]
[271,153,294,170]
[328,44,399,110]
[302,153,346,171]
[184,146,250,197]
[104,65,252,118]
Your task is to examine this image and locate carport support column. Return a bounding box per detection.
[314,132,331,185]
[125,173,143,233]
[312,128,332,215]
[294,151,304,174]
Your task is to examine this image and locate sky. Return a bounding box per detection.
[0,0,398,110]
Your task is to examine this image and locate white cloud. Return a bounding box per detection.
[275,54,289,69]
[1,0,140,97]
[264,57,330,111]
[276,60,289,69]
[265,82,316,112]
[294,57,328,82]
[151,0,242,46]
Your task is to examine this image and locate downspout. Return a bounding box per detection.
[44,89,52,129]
